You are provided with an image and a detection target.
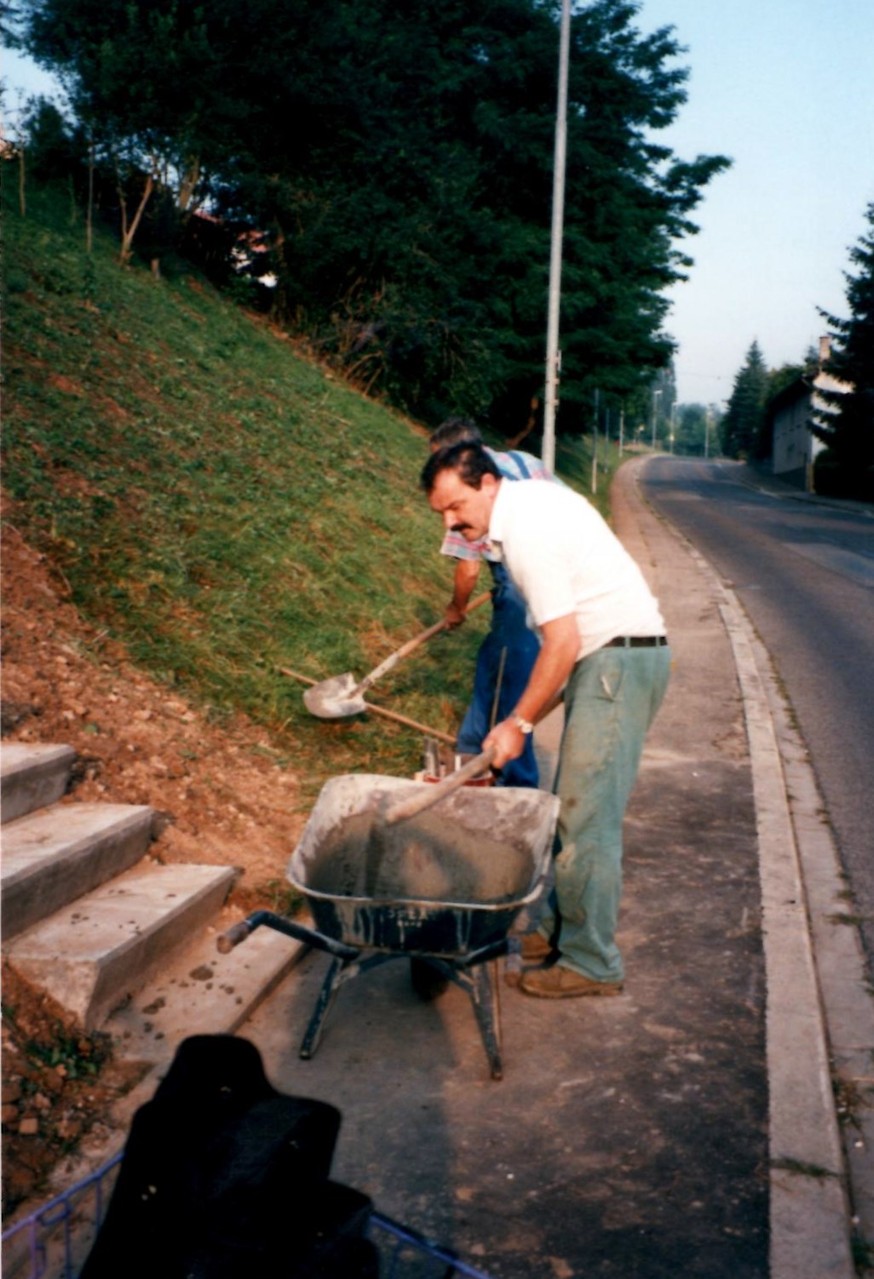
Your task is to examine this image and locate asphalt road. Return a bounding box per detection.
[640,457,874,968]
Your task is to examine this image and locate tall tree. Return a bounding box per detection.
[18,0,263,258]
[16,0,730,430]
[673,403,721,456]
[0,0,21,44]
[813,202,874,501]
[221,0,729,429]
[721,341,769,459]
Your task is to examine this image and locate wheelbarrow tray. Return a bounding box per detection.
[288,774,559,957]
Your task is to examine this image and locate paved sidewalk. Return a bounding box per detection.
[225,459,866,1278]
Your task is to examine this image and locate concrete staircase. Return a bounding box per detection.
[1,743,304,1062]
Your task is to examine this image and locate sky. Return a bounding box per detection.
[633,0,874,405]
[4,4,874,408]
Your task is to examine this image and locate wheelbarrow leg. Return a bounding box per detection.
[468,961,503,1081]
[300,955,357,1060]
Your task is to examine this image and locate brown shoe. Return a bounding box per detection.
[519,965,623,999]
[519,932,556,962]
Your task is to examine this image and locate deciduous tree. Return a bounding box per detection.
[15,0,730,431]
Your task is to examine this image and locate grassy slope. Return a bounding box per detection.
[2,180,618,797]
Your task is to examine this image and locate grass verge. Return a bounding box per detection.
[2,179,624,798]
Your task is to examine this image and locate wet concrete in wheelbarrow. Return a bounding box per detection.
[310,806,535,904]
[235,471,772,1279]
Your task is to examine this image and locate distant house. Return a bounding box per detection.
[769,338,851,491]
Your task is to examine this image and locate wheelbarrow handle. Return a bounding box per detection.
[217,911,359,960]
[350,590,492,698]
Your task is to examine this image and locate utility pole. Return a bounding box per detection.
[618,406,625,456]
[650,389,662,451]
[591,388,599,495]
[542,0,571,474]
[704,407,711,459]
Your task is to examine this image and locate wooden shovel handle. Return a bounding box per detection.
[351,589,492,697]
[383,747,496,826]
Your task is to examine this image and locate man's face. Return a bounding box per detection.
[428,468,499,540]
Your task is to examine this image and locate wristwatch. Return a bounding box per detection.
[513,714,535,735]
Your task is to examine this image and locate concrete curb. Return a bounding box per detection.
[718,586,852,1278]
[629,458,867,1278]
[736,461,874,520]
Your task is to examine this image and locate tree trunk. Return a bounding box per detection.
[18,146,26,218]
[506,398,540,449]
[177,155,201,212]
[86,147,94,254]
[118,172,154,266]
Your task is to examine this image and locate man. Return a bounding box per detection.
[429,418,552,789]
[420,442,670,998]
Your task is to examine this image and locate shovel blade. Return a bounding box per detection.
[303,672,368,719]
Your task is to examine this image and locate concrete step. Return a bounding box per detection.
[105,904,307,1065]
[0,743,76,824]
[1,802,156,940]
[4,862,236,1030]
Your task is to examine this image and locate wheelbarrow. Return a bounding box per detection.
[219,774,560,1079]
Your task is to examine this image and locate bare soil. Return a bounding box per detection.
[1,506,307,1217]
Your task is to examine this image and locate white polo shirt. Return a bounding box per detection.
[487,479,666,660]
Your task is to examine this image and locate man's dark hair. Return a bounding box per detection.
[428,417,483,450]
[420,442,500,494]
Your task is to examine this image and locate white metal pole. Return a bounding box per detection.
[542,0,571,474]
[591,388,599,494]
[650,388,661,450]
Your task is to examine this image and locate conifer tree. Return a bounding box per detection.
[720,341,769,459]
[814,203,874,500]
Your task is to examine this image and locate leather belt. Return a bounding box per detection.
[605,635,668,648]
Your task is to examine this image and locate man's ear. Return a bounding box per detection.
[480,472,499,497]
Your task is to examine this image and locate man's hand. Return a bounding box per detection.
[444,557,481,628]
[444,600,468,629]
[483,718,527,770]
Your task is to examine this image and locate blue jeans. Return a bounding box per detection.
[539,643,671,981]
[456,564,541,789]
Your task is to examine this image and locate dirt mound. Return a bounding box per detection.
[1,508,304,894]
[1,963,147,1216]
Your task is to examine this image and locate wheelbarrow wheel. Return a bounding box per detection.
[409,957,449,1002]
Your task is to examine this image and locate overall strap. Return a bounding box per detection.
[507,450,532,479]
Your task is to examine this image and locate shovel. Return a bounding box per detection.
[303,590,491,719]
[359,747,498,897]
[381,747,497,826]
